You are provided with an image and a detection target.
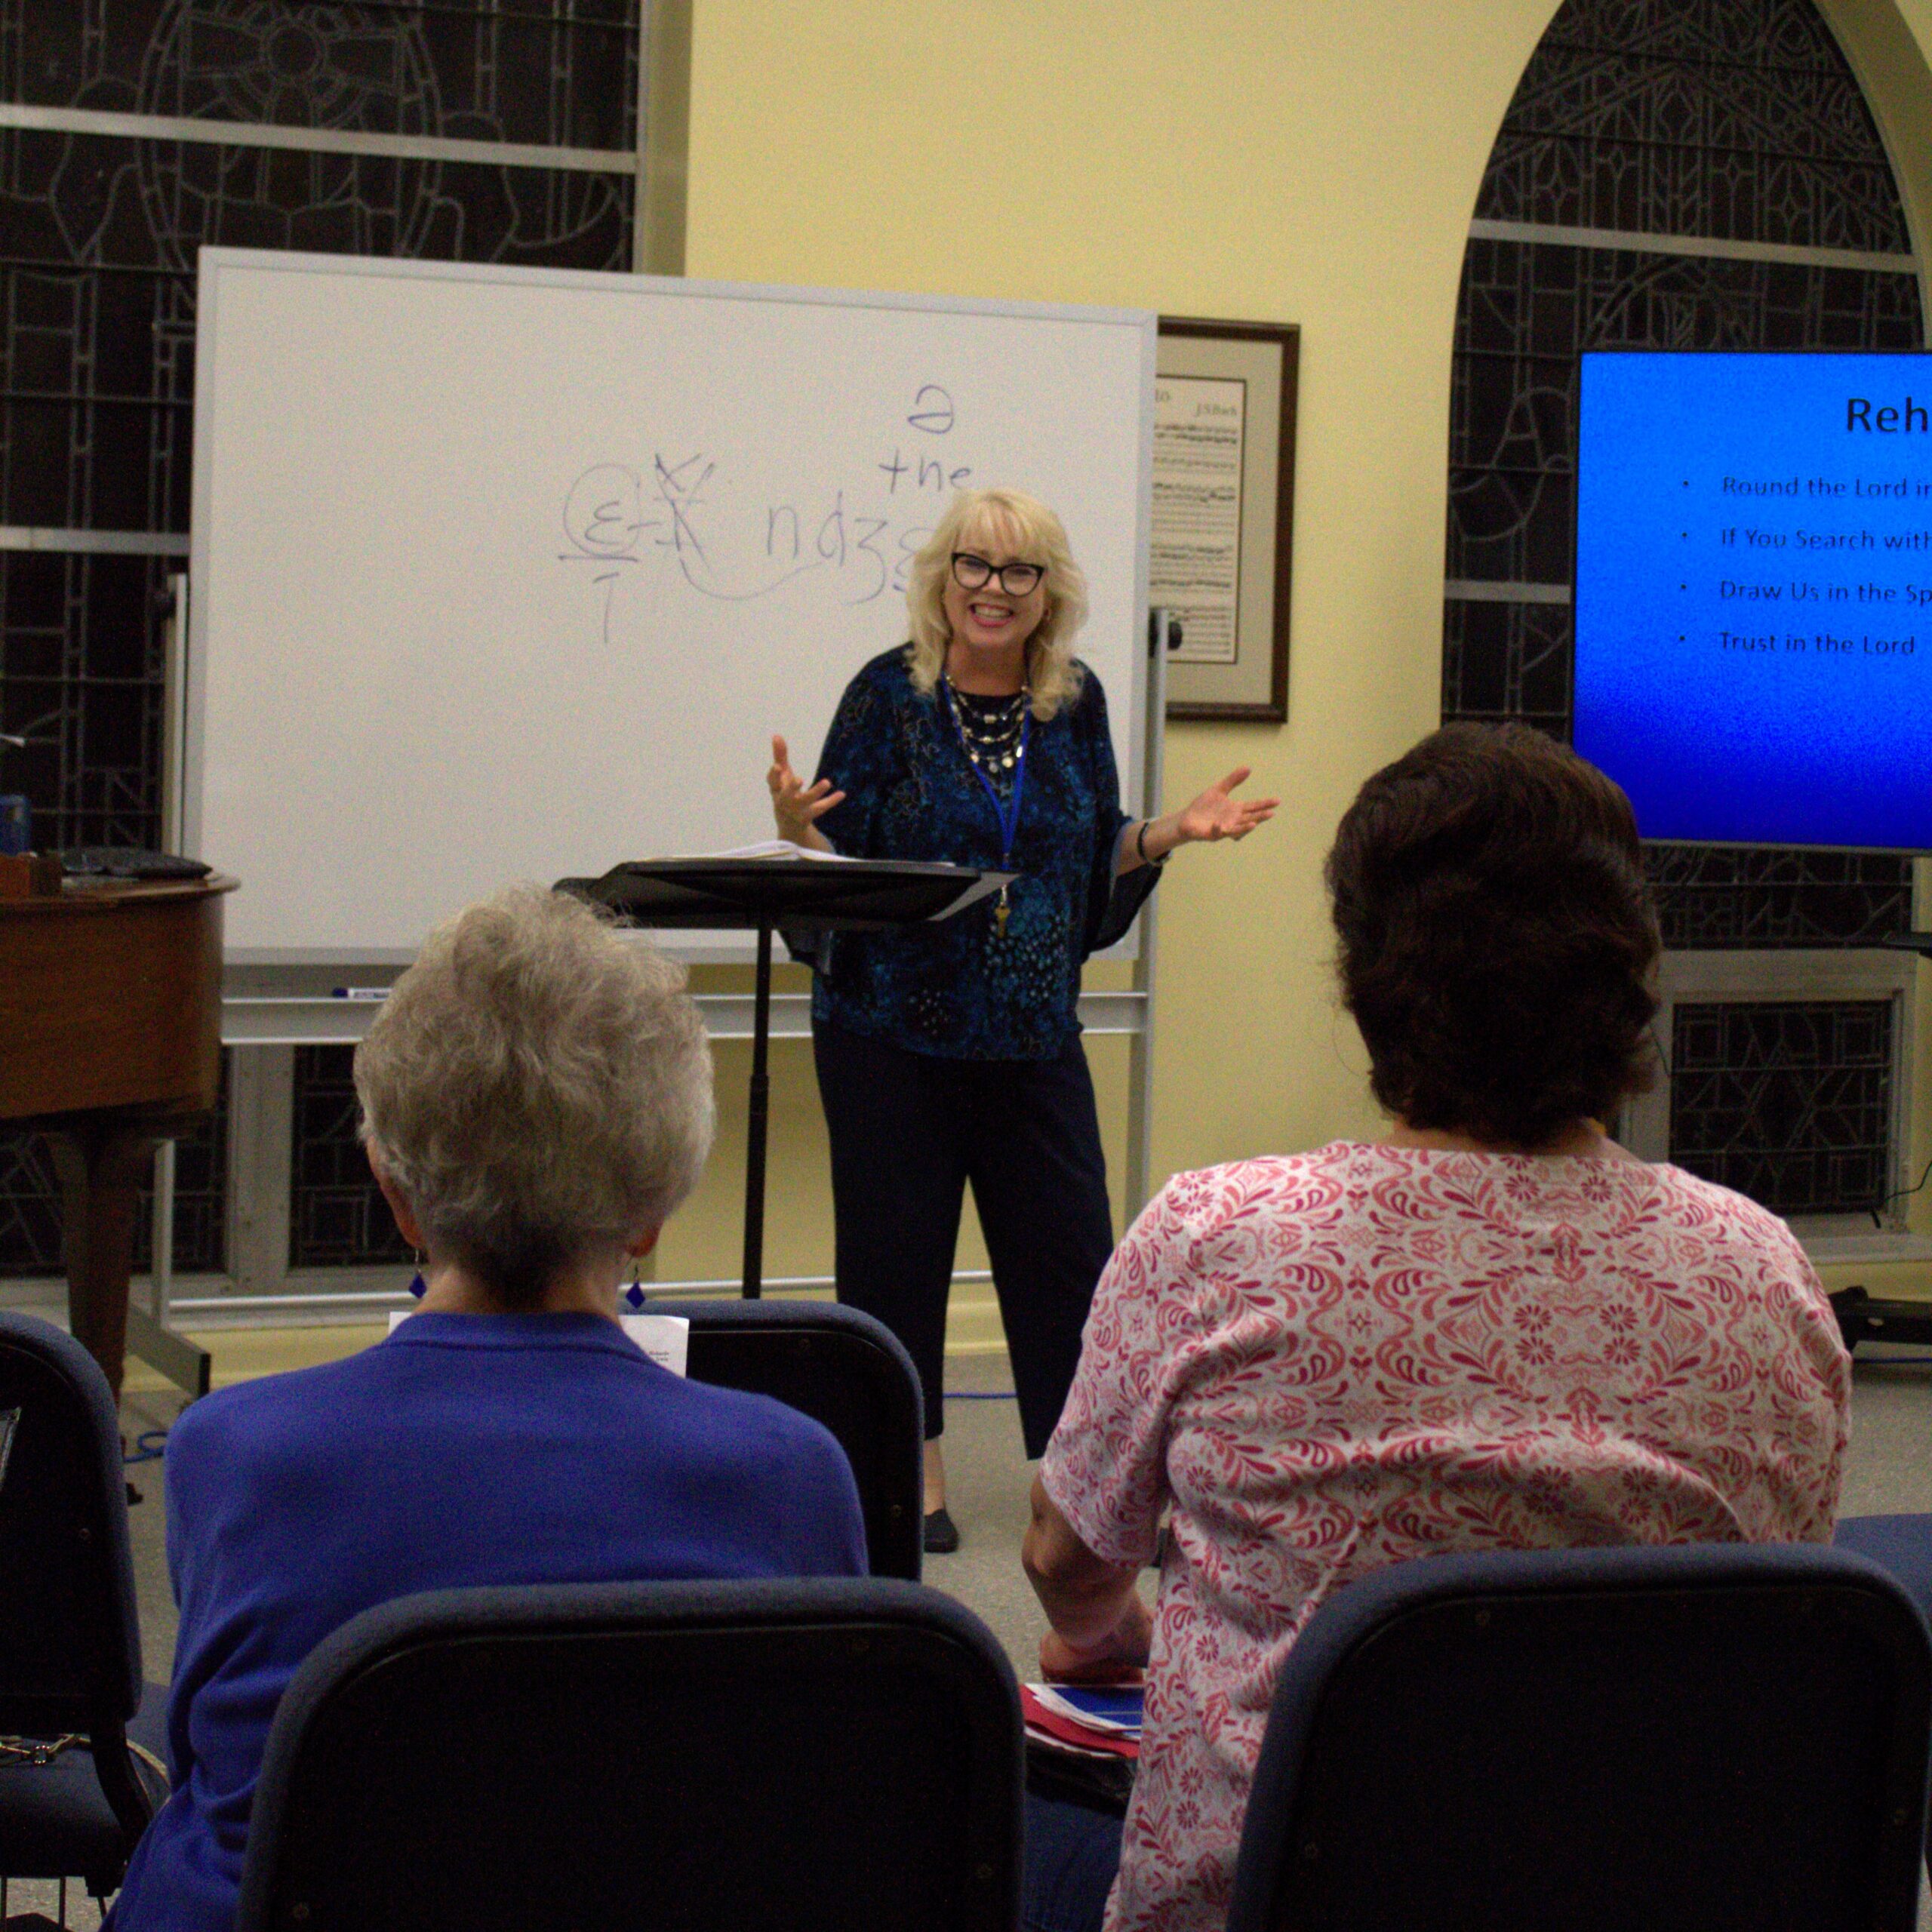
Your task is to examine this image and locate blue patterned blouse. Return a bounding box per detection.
[804,647,1158,1060]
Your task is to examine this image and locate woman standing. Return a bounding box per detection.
[769,488,1275,1550]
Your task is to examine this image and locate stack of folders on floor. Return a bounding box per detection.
[1020,1682,1143,1817]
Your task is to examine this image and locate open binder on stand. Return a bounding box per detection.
[558,853,1008,1298]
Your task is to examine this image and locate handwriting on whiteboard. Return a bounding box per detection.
[558,384,976,642]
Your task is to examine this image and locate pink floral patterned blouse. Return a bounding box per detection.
[1039,1143,1850,1932]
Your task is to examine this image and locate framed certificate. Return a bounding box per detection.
[1155,317,1298,721]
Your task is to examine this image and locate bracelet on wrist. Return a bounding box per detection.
[1137,820,1168,868]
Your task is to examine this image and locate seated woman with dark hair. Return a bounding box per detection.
[112,886,866,1932]
[1021,724,1850,1932]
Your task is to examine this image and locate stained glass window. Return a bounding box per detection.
[0,0,638,1277]
[1671,999,1893,1214]
[1447,0,1924,1215]
[1447,0,1921,948]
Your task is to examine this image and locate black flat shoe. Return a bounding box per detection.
[923,1506,960,1555]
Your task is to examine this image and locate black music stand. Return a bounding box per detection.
[558,858,999,1297]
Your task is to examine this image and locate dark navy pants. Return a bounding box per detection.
[812,1019,1115,1458]
[1022,1794,1124,1932]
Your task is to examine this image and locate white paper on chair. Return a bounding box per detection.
[386,1308,689,1375]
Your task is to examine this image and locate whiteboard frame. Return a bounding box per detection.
[184,246,1158,964]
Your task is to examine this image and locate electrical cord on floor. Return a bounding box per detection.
[945,1391,1017,1401]
[1645,1019,1672,1081]
[1872,1152,1932,1228]
[124,1429,168,1466]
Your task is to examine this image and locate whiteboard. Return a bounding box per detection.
[185,248,1156,962]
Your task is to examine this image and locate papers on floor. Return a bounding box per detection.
[1021,1682,1145,1761]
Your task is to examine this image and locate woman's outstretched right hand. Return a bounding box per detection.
[768,734,845,848]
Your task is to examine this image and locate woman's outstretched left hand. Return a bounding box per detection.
[1175,767,1278,845]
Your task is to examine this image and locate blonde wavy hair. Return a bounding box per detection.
[905,487,1090,721]
[354,884,715,1307]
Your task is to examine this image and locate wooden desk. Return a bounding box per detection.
[0,875,235,1398]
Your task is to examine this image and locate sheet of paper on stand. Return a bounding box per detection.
[387,1309,690,1376]
[674,845,1016,918]
[683,841,863,863]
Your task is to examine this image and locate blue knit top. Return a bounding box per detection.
[804,648,1157,1060]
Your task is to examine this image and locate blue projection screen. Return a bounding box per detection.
[1574,351,1932,851]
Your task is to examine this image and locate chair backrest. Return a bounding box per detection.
[235,1575,1021,1932]
[0,1312,141,1737]
[657,1297,924,1580]
[1226,1543,1932,1932]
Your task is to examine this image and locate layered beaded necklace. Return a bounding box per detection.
[946,681,1030,780]
[941,678,1032,937]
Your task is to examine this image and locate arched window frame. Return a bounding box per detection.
[1444,0,1932,1228]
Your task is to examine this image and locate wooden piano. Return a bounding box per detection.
[0,875,235,1400]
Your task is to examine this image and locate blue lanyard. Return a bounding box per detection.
[941,682,1031,866]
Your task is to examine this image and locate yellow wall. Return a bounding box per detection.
[651,0,1932,1299]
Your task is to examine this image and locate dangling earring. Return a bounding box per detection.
[408,1250,427,1300]
[624,1266,647,1312]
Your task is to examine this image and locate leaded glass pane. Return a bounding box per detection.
[0,1136,61,1279]
[0,1055,228,1278]
[1488,2,1911,251]
[290,1046,411,1269]
[1647,848,1914,949]
[0,550,167,851]
[0,1,639,1278]
[1670,999,1893,1213]
[1439,598,1572,735]
[1448,240,1921,590]
[1444,0,1921,956]
[3,2,635,152]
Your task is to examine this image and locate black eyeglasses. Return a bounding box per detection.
[952,552,1045,596]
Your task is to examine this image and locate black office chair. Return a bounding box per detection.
[234,1575,1021,1932]
[1224,1542,1932,1932]
[0,1312,169,1906]
[1835,1506,1932,1869]
[1836,1514,1932,1622]
[657,1297,924,1580]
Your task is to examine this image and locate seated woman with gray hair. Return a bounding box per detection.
[112,885,866,1932]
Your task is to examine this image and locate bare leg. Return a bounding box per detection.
[924,1437,947,1514]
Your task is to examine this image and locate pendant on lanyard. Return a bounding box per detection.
[943,684,1030,937]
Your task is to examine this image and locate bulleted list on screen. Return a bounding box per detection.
[1573,351,1932,848]
[1663,469,1932,660]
